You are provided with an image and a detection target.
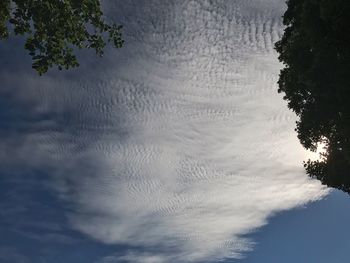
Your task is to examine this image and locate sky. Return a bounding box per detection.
[0,0,349,262]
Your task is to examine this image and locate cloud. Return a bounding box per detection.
[95,251,170,263]
[0,0,328,262]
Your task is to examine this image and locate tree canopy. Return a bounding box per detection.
[275,0,350,193]
[0,0,123,74]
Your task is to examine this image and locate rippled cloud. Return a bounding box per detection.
[1,0,328,262]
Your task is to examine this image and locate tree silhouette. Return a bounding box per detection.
[0,0,123,74]
[275,0,350,193]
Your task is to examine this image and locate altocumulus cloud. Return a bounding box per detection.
[1,0,328,262]
[95,251,170,263]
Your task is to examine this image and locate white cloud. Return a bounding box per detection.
[95,251,170,263]
[1,0,328,262]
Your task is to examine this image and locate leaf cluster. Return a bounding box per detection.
[0,0,124,74]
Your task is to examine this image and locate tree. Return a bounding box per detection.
[275,0,350,193]
[0,0,123,74]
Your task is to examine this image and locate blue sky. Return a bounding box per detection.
[235,190,350,263]
[1,0,349,262]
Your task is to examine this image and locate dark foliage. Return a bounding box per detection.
[275,0,350,193]
[0,0,123,74]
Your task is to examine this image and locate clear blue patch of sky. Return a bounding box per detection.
[227,190,350,263]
